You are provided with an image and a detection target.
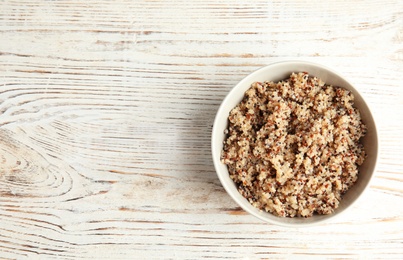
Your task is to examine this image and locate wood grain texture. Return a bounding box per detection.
[0,0,402,259]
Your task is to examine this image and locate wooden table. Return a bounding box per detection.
[1,0,402,259]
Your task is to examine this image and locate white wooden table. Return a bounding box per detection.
[1,0,402,259]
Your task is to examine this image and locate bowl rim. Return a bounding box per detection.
[211,60,379,227]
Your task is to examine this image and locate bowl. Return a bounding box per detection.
[211,60,379,227]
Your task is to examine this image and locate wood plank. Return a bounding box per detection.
[0,0,402,258]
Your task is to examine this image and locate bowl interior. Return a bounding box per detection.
[212,61,378,227]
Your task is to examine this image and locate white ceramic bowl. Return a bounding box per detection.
[211,61,379,227]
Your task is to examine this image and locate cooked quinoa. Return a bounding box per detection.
[221,72,366,218]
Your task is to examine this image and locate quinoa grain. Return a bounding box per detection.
[221,72,367,218]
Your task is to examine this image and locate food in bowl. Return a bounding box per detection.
[221,72,367,218]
